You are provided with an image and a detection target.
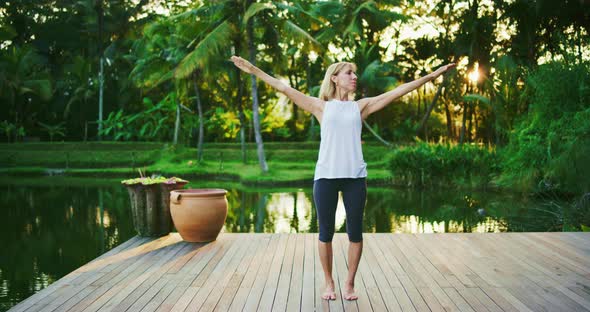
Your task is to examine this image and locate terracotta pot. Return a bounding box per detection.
[170,189,228,242]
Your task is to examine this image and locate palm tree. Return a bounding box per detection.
[0,45,52,139]
[312,0,405,144]
[173,0,319,172]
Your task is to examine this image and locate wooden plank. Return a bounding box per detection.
[520,233,590,277]
[327,235,343,312]
[10,237,152,312]
[561,232,590,250]
[124,278,169,312]
[156,235,235,312]
[345,235,375,312]
[9,232,590,312]
[362,234,401,311]
[243,234,286,311]
[176,235,235,288]
[86,235,186,312]
[430,234,524,311]
[214,234,268,312]
[353,235,385,312]
[272,234,297,311]
[300,234,315,312]
[532,232,590,264]
[313,235,330,312]
[138,282,176,312]
[388,235,447,312]
[198,234,258,312]
[333,234,358,312]
[34,236,149,312]
[367,234,415,312]
[378,234,430,311]
[32,272,108,312]
[257,234,290,311]
[469,287,503,312]
[285,234,305,312]
[441,288,475,312]
[491,232,590,302]
[114,242,195,312]
[227,234,275,312]
[492,288,534,312]
[422,234,478,289]
[399,234,460,311]
[169,235,240,312]
[65,235,178,312]
[186,233,255,312]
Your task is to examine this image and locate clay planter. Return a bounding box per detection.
[169,189,228,242]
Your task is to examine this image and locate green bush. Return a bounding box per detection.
[387,142,499,188]
[500,61,590,194]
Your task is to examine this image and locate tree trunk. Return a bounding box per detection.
[247,16,268,172]
[459,102,467,145]
[173,93,180,145]
[306,59,316,141]
[192,73,204,162]
[444,101,454,140]
[96,0,104,141]
[234,39,247,164]
[416,82,444,137]
[363,120,391,146]
[98,57,104,141]
[288,74,298,137]
[467,103,473,143]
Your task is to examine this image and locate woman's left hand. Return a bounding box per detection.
[432,63,456,78]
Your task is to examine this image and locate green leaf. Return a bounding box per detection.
[21,79,52,101]
[175,20,232,79]
[0,25,17,41]
[463,93,491,105]
[283,21,322,51]
[243,2,274,25]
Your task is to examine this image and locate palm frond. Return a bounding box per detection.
[175,20,232,79]
[283,21,322,51]
[243,2,274,25]
[21,79,52,101]
[0,25,17,41]
[463,93,491,105]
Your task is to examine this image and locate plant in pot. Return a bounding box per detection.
[122,169,188,236]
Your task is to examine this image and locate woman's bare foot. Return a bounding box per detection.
[322,280,336,300]
[343,282,358,301]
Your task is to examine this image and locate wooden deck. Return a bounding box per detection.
[9,232,590,312]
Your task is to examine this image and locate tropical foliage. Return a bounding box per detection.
[0,0,588,191]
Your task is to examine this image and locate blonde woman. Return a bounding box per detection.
[231,55,455,301]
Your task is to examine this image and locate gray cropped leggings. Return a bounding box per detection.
[313,178,367,243]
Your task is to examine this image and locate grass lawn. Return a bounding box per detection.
[0,141,395,186]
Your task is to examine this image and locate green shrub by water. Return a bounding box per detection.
[387,142,499,188]
[500,61,590,195]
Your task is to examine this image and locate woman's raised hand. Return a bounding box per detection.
[432,63,456,79]
[230,56,254,74]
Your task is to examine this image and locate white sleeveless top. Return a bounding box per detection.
[314,100,368,180]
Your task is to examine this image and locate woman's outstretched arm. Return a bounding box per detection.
[230,56,323,116]
[358,63,455,119]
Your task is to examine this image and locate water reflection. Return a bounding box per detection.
[0,182,575,311]
[223,188,570,234]
[0,184,135,311]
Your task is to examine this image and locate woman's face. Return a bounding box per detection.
[332,65,357,92]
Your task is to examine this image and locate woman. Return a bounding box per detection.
[231,55,455,301]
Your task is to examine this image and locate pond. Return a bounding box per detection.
[0,179,576,311]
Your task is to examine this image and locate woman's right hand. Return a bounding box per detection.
[230,56,254,74]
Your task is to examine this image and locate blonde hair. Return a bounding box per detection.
[318,62,357,101]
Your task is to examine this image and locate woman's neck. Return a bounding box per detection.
[334,88,348,101]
